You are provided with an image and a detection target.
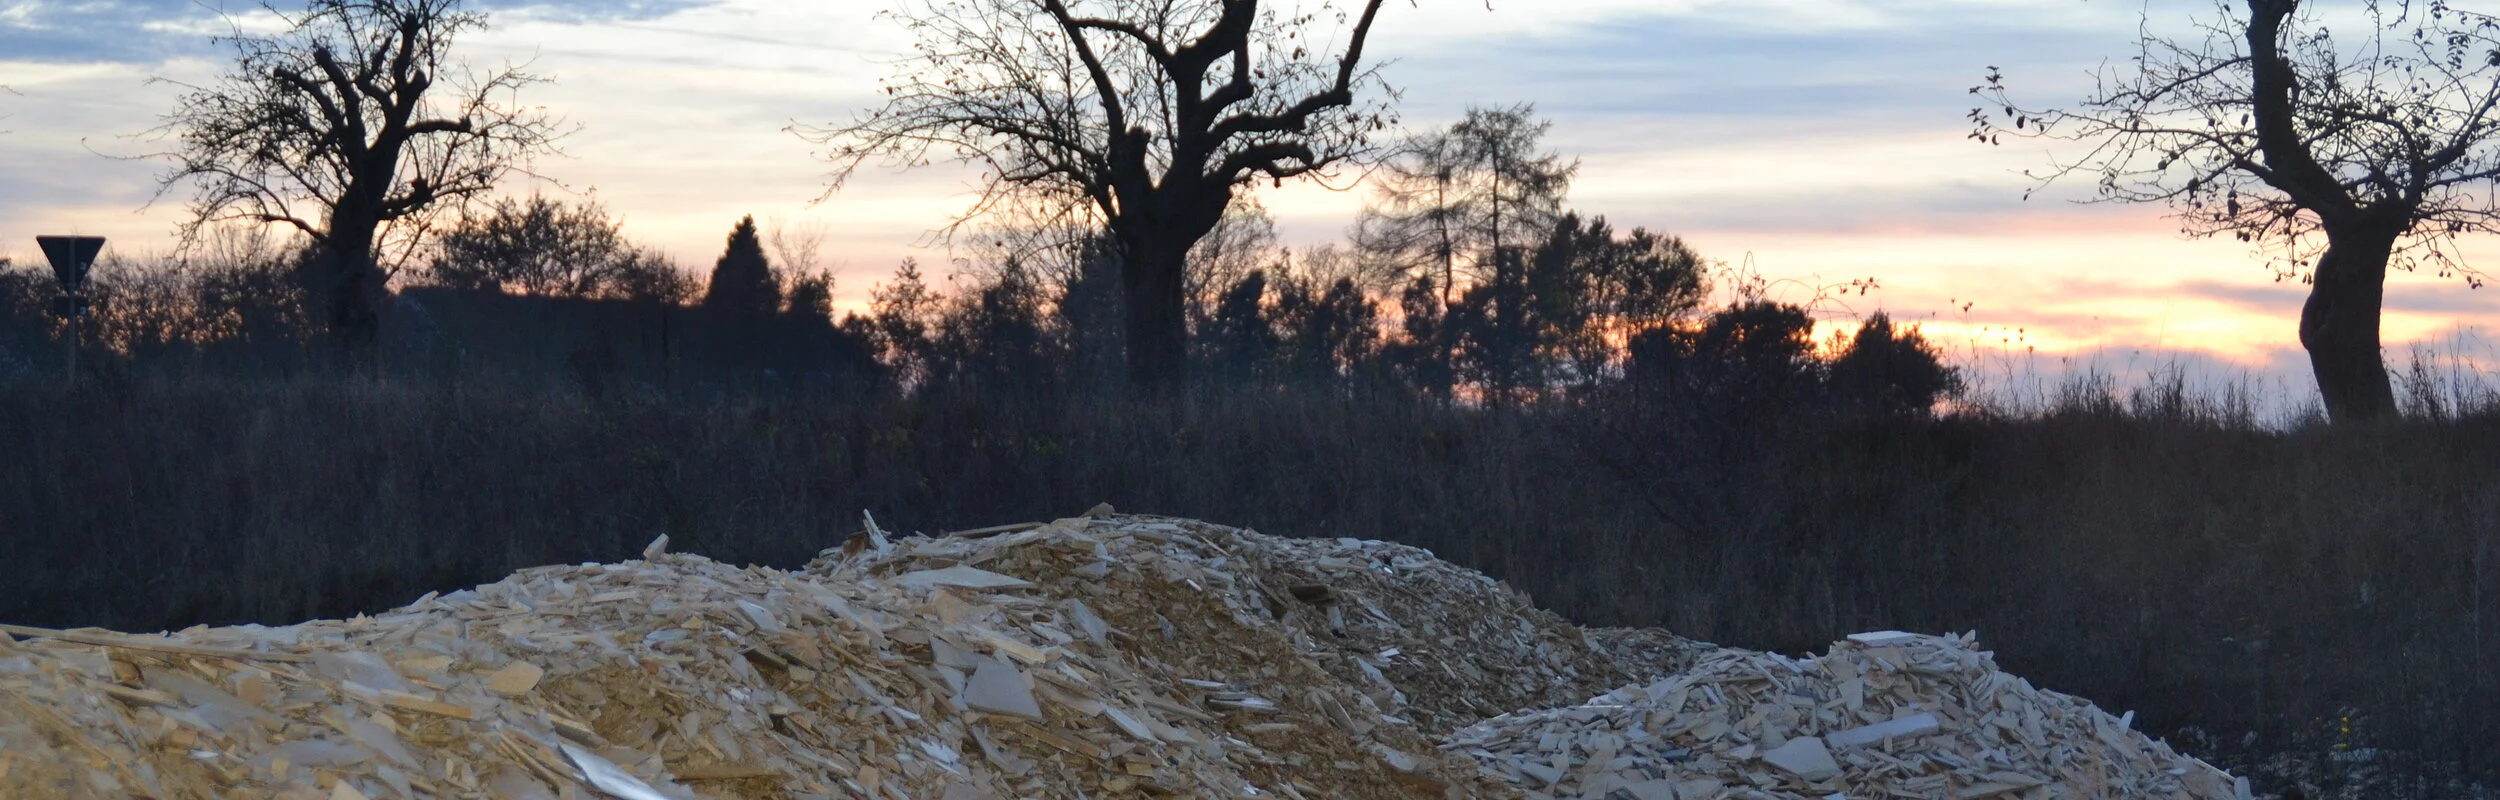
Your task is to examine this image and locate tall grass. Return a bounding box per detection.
[1,365,2495,796]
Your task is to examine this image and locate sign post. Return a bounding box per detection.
[36,236,105,385]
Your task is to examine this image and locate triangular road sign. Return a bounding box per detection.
[36,235,106,292]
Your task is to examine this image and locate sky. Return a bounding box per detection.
[4,0,2498,408]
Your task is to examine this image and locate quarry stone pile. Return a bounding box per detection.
[0,510,2242,800]
[810,510,1707,737]
[1445,630,2252,800]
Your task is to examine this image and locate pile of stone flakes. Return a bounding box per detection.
[812,512,1711,739]
[0,510,2244,800]
[1445,630,2254,800]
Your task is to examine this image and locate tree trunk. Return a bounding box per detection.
[2301,225,2400,423]
[1120,231,1192,390]
[322,217,386,353]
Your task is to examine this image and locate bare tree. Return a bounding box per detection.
[1972,0,2500,423]
[150,0,565,350]
[1185,196,1283,307]
[427,194,685,301]
[770,216,839,318]
[1354,127,1466,304]
[1355,103,1576,305]
[797,0,1411,387]
[1455,104,1575,267]
[767,216,834,280]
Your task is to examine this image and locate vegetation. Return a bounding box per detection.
[425,194,690,302]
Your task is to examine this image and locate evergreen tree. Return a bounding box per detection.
[870,259,939,386]
[1202,270,1277,386]
[1449,248,1545,405]
[1826,312,1963,416]
[786,272,835,322]
[1355,104,1577,302]
[1629,300,1821,416]
[1273,275,1380,389]
[1058,239,1127,391]
[703,216,780,317]
[1528,214,1710,389]
[928,264,1059,394]
[1385,274,1455,399]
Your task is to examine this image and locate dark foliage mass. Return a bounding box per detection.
[425,194,691,303]
[703,216,781,319]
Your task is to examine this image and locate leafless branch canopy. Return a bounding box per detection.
[797,0,1401,233]
[150,0,566,268]
[1973,0,2500,286]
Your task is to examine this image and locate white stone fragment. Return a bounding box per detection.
[1843,630,1921,646]
[1759,736,1841,782]
[559,742,682,800]
[1825,712,1941,748]
[895,565,1036,590]
[963,658,1044,720]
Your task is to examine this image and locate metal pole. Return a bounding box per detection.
[64,303,79,387]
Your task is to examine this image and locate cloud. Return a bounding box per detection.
[2172,279,2308,314]
[2177,276,2500,316]
[0,0,236,62]
[471,0,714,26]
[0,0,714,65]
[1382,1,2136,129]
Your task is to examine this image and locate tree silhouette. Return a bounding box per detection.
[1186,198,1284,310]
[428,194,682,300]
[870,259,941,386]
[1630,300,1821,417]
[703,216,780,318]
[1384,273,1455,398]
[928,263,1062,394]
[150,0,563,351]
[1356,104,1577,303]
[786,272,836,322]
[798,0,1411,389]
[1272,273,1379,388]
[1449,249,1544,405]
[1826,312,1962,416]
[1528,214,1709,389]
[769,218,838,320]
[1202,270,1277,385]
[1355,128,1468,305]
[1973,0,2500,422]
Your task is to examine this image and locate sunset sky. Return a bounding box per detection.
[5,0,2497,404]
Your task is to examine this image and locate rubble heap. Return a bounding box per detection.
[0,511,2242,800]
[1445,630,2252,800]
[814,511,1707,737]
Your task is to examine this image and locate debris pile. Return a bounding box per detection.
[1444,630,2252,800]
[814,511,1708,737]
[0,511,2243,800]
